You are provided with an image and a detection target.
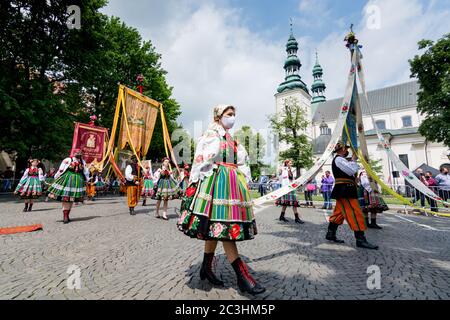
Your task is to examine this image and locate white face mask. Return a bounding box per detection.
[221,115,235,129]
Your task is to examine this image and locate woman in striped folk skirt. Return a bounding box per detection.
[141,161,155,206]
[14,159,44,212]
[47,150,90,224]
[177,105,265,295]
[152,158,180,220]
[275,160,304,224]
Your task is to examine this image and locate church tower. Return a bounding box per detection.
[311,51,326,116]
[275,25,312,141]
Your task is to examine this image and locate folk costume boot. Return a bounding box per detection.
[28,203,33,212]
[294,214,305,224]
[368,218,382,229]
[23,203,29,212]
[355,231,379,250]
[279,212,289,222]
[325,222,345,243]
[63,210,70,224]
[199,253,224,286]
[231,258,265,295]
[142,199,147,206]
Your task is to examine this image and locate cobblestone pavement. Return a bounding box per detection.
[1,196,450,300]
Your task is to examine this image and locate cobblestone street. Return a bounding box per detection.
[1,196,450,300]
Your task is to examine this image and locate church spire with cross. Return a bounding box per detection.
[311,51,326,104]
[277,20,308,94]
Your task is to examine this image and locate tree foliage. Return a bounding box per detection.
[409,34,450,147]
[234,125,266,179]
[0,0,181,172]
[269,97,313,177]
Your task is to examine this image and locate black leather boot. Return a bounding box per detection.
[368,218,382,229]
[23,203,29,212]
[142,199,146,206]
[199,253,224,286]
[355,231,378,249]
[279,212,289,222]
[294,214,305,224]
[231,258,265,295]
[28,203,33,212]
[325,222,345,243]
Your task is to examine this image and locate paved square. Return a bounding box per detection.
[1,196,450,300]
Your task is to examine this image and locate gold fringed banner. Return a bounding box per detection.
[119,86,159,157]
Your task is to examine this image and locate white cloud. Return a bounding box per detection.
[102,0,284,135]
[301,0,450,100]
[102,0,450,133]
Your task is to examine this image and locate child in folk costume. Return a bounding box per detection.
[86,167,98,201]
[178,163,190,195]
[141,160,155,206]
[178,105,265,295]
[125,155,140,215]
[95,174,105,197]
[15,159,45,212]
[357,170,388,229]
[47,150,90,224]
[152,158,180,220]
[275,160,305,224]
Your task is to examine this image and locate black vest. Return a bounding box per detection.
[331,155,358,199]
[125,163,139,186]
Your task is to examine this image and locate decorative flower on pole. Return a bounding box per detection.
[88,114,97,126]
[136,74,144,94]
[341,103,349,112]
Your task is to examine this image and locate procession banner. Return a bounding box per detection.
[71,122,108,167]
[355,47,450,206]
[119,86,159,157]
[253,49,359,206]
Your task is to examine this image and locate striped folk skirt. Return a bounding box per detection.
[275,190,300,207]
[14,176,43,199]
[47,171,86,202]
[178,165,257,242]
[141,179,155,197]
[153,177,180,200]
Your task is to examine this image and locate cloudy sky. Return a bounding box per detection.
[101,0,450,135]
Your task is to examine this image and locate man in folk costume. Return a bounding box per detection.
[47,150,90,224]
[86,167,98,201]
[125,155,140,215]
[325,141,378,250]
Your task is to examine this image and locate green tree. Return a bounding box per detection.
[269,97,313,177]
[0,0,181,173]
[234,126,266,179]
[409,34,450,147]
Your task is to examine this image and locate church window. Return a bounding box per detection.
[402,116,412,128]
[375,120,386,130]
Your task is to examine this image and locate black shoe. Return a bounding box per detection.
[355,231,378,250]
[200,253,224,286]
[130,208,136,215]
[279,214,289,222]
[295,217,305,224]
[142,200,146,206]
[23,203,29,212]
[231,258,265,295]
[368,223,382,229]
[321,206,326,209]
[27,204,33,212]
[325,222,345,243]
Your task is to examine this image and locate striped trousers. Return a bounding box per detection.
[127,186,139,208]
[329,198,367,231]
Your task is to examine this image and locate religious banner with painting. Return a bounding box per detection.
[70,122,108,167]
[118,87,159,157]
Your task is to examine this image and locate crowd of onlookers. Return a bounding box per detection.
[252,165,450,211]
